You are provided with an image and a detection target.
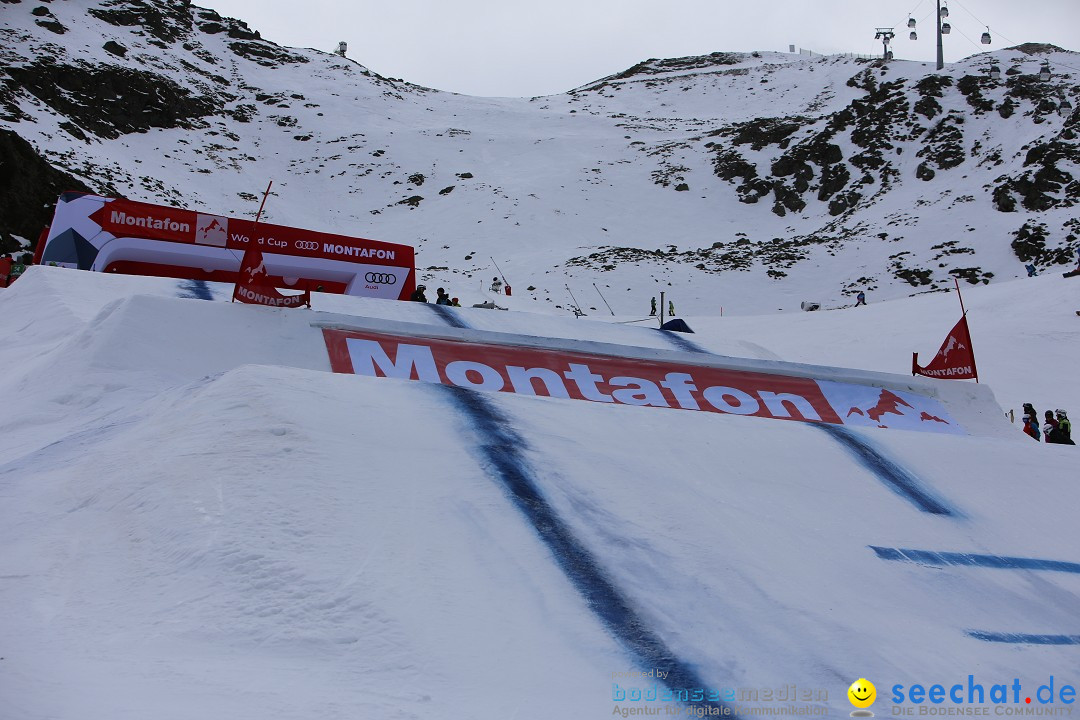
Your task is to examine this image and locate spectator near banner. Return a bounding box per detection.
[1056,410,1074,444]
[0,255,10,288]
[1043,410,1061,443]
[1022,414,1041,441]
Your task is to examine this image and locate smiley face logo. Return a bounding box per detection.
[848,678,876,711]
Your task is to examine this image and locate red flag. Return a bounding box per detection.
[912,315,978,380]
[232,243,310,309]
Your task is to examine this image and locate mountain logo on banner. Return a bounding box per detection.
[912,315,978,381]
[939,335,966,360]
[243,256,266,281]
[232,243,310,309]
[195,214,228,247]
[845,388,952,428]
[815,380,962,434]
[847,389,915,425]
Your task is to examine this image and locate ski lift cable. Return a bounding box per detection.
[904,0,927,18]
[952,25,990,54]
[969,25,1080,76]
[898,0,929,29]
[967,23,1080,76]
[949,0,991,31]
[947,0,1042,58]
[901,7,935,29]
[910,0,1080,78]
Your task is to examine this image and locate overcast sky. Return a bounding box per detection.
[197,0,1080,97]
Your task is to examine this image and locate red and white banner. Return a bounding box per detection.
[323,328,967,434]
[232,243,310,308]
[38,192,415,299]
[912,315,978,381]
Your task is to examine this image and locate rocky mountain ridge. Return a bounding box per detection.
[2,0,1078,313]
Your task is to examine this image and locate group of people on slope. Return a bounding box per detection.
[1021,403,1073,444]
[409,284,459,306]
[649,297,676,317]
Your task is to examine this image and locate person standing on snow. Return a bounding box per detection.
[435,287,452,305]
[410,284,428,302]
[1022,415,1041,441]
[1055,410,1074,444]
[855,291,867,306]
[1043,410,1061,444]
[490,276,503,294]
[650,297,657,316]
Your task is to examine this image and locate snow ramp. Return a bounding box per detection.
[2,267,1078,720]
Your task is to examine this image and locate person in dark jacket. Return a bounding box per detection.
[410,284,428,302]
[1044,410,1062,443]
[435,287,452,305]
[1055,410,1074,445]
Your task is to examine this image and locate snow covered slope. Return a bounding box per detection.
[2,0,1079,314]
[2,267,1078,719]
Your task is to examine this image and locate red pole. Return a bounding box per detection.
[233,181,273,304]
[254,180,273,225]
[953,278,978,383]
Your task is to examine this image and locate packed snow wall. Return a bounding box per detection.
[2,267,1077,720]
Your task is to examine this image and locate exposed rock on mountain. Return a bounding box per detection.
[1,0,1077,311]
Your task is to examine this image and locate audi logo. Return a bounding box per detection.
[365,272,398,285]
[295,240,319,250]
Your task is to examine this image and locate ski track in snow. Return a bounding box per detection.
[1,267,1080,719]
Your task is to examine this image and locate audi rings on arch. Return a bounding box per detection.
[365,272,398,284]
[295,240,319,251]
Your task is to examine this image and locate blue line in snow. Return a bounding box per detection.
[813,424,956,516]
[440,384,728,713]
[651,332,950,517]
[177,279,213,300]
[871,547,1080,574]
[422,298,945,522]
[651,335,949,517]
[967,631,1080,645]
[658,329,709,354]
[428,303,470,329]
